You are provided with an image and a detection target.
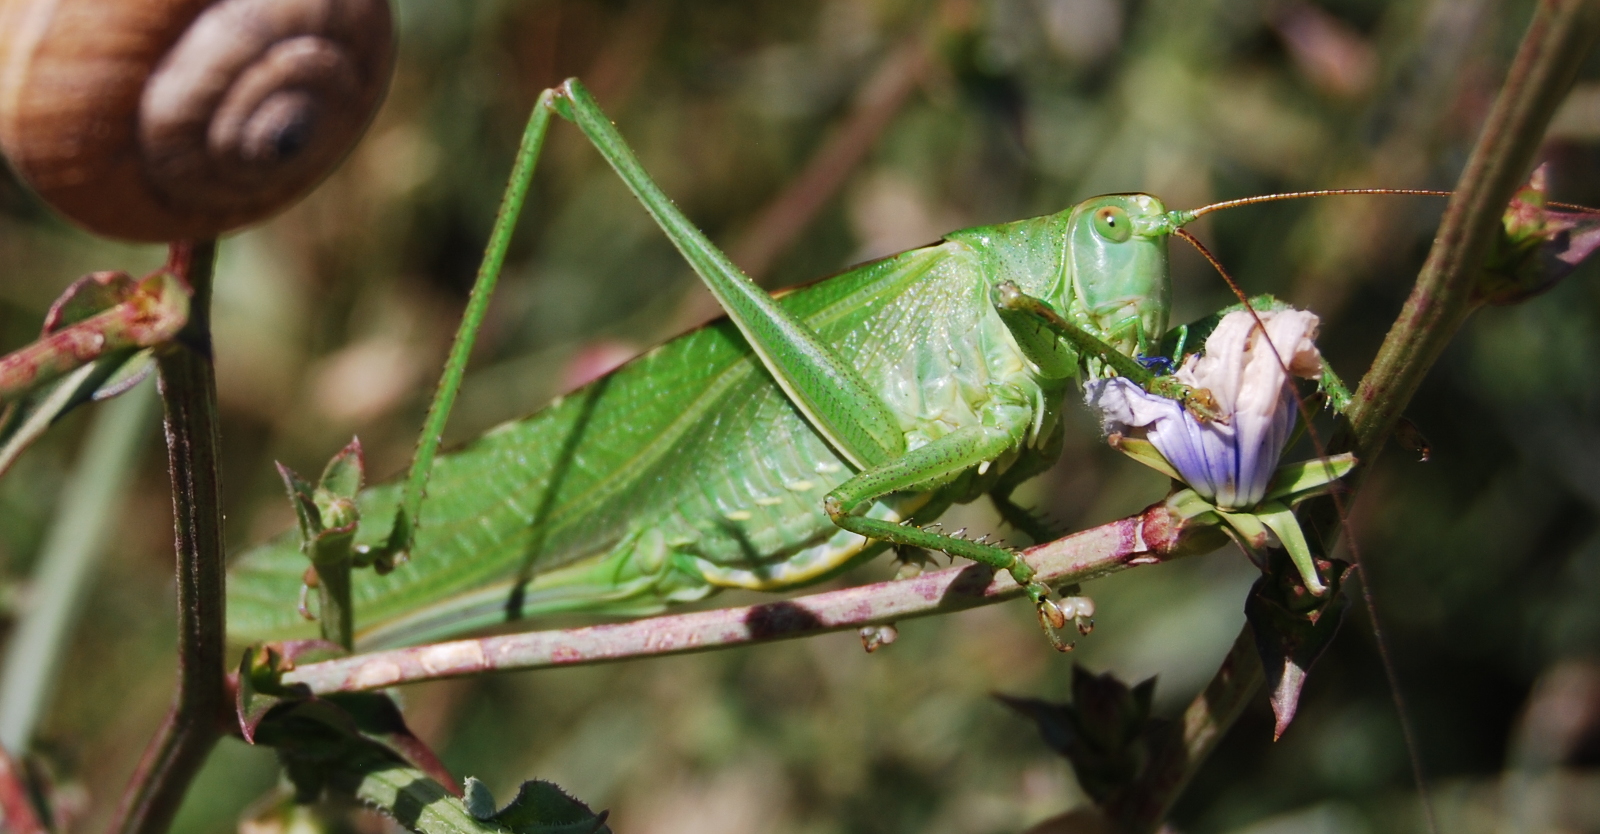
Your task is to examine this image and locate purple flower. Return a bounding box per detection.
[1087,308,1323,511]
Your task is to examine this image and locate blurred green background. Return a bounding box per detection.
[3,0,1600,831]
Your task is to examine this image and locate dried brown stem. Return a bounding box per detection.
[109,241,229,834]
[284,499,1224,694]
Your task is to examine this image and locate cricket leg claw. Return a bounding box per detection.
[1033,593,1077,652]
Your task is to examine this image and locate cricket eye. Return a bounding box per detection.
[1092,206,1132,243]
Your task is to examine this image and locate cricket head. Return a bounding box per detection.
[1064,193,1184,357]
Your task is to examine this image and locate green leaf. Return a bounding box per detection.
[1262,453,1356,504]
[235,640,343,742]
[463,778,498,820]
[0,349,153,479]
[326,692,459,794]
[41,271,139,331]
[484,780,611,834]
[348,766,610,834]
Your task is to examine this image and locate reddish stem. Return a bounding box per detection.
[284,499,1225,694]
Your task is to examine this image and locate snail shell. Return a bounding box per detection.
[0,0,394,241]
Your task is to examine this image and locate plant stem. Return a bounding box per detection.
[1344,0,1600,459]
[1107,2,1600,828]
[0,378,157,752]
[285,498,1225,693]
[110,240,228,834]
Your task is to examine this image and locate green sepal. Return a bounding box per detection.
[1253,500,1326,596]
[1478,165,1600,305]
[277,463,322,544]
[1165,487,1220,525]
[1262,453,1355,505]
[1111,435,1184,482]
[235,640,342,743]
[1215,508,1271,551]
[318,439,364,502]
[313,439,364,543]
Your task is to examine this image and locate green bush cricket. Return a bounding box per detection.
[228,78,1342,651]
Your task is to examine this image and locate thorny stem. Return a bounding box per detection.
[283,500,1225,693]
[110,241,228,834]
[1109,3,1600,831]
[1343,0,1600,455]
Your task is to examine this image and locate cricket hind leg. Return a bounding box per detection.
[374,89,560,562]
[543,78,907,474]
[381,75,915,561]
[823,422,1083,650]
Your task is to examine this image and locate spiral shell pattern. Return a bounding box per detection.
[0,0,394,241]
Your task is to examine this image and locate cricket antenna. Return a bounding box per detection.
[1173,226,1441,834]
[1181,187,1600,222]
[1184,188,1452,221]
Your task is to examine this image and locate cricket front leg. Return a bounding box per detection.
[993,282,1220,420]
[823,424,1085,650]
